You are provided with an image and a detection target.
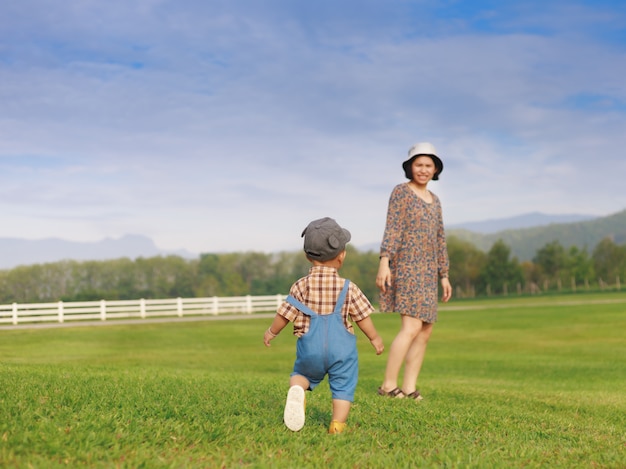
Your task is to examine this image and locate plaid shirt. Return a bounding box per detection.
[278,265,374,337]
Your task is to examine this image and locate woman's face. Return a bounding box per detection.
[411,156,436,184]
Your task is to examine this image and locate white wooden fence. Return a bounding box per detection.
[0,294,287,326]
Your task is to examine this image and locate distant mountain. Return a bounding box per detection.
[4,210,624,269]
[447,212,597,233]
[448,209,626,261]
[0,234,197,270]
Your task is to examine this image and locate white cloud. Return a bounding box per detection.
[0,0,625,253]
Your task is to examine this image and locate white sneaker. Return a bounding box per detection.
[283,385,306,431]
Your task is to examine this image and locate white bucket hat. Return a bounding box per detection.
[403,142,443,180]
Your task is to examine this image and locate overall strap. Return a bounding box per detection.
[285,280,350,317]
[285,295,317,317]
[333,280,350,315]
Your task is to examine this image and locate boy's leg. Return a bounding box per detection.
[290,374,310,390]
[331,398,350,422]
[327,342,358,434]
[329,399,350,434]
[284,375,310,432]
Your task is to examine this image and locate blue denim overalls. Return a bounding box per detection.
[287,280,359,402]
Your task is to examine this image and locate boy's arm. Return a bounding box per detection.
[263,314,290,347]
[355,316,384,355]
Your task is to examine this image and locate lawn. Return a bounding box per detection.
[1,292,625,468]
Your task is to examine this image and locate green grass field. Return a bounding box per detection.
[1,292,625,468]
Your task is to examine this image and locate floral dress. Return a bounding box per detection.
[379,183,449,322]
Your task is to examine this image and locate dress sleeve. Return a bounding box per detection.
[380,185,405,259]
[436,198,450,278]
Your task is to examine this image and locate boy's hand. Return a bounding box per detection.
[263,329,276,347]
[264,316,288,347]
[370,335,384,355]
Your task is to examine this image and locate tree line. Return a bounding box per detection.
[0,236,624,305]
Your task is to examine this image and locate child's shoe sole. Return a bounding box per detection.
[283,385,306,431]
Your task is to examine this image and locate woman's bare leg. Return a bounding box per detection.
[380,315,423,392]
[402,322,433,394]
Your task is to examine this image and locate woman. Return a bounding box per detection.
[376,142,452,400]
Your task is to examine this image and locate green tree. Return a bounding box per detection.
[198,253,247,296]
[565,245,594,285]
[196,253,220,297]
[259,251,310,295]
[592,237,626,283]
[533,240,567,278]
[236,252,274,295]
[340,246,379,302]
[447,235,486,296]
[477,239,524,295]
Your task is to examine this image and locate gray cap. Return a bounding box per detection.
[301,217,351,261]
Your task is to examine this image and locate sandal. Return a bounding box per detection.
[405,390,424,401]
[377,387,404,398]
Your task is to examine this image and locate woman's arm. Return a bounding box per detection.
[377,186,404,292]
[436,198,451,302]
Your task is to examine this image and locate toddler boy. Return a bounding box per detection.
[263,217,384,434]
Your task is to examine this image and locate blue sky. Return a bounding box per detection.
[1,0,625,254]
